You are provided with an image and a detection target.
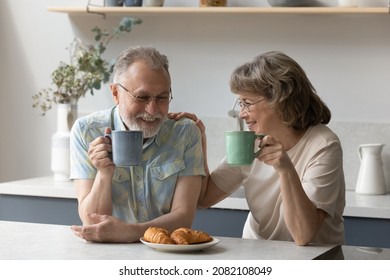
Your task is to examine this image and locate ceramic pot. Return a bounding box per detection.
[355,143,386,195]
[200,0,227,7]
[338,0,358,6]
[143,0,164,6]
[267,0,327,6]
[359,0,388,6]
[51,103,77,181]
[124,0,143,6]
[105,0,124,6]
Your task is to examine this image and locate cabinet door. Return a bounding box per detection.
[192,208,249,237]
[344,216,390,249]
[0,195,82,225]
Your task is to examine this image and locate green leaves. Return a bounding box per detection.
[33,17,142,115]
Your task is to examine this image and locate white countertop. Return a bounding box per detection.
[1,176,390,219]
[0,176,76,199]
[0,220,333,260]
[343,191,390,219]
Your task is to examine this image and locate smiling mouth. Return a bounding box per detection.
[141,116,159,123]
[246,121,256,130]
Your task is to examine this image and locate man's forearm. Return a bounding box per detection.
[78,172,113,224]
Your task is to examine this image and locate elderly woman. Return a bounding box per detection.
[170,51,345,246]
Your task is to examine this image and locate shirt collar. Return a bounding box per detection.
[113,106,126,131]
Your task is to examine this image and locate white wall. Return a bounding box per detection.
[1,0,389,182]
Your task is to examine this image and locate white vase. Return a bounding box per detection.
[355,143,386,195]
[338,0,358,6]
[51,103,78,181]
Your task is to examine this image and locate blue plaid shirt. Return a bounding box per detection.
[70,106,205,223]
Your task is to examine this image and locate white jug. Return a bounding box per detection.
[355,143,386,195]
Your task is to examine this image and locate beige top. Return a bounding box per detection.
[211,124,345,245]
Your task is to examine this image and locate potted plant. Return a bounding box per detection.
[33,16,142,181]
[32,16,142,116]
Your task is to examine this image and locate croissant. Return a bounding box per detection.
[170,227,213,245]
[143,227,175,244]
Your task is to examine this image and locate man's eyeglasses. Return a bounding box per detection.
[238,98,266,113]
[117,84,173,105]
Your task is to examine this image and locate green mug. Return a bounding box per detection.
[225,131,266,165]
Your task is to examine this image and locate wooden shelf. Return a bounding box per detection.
[48,6,390,16]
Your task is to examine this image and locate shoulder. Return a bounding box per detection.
[163,117,200,134]
[73,108,113,131]
[292,124,342,159]
[158,118,201,144]
[71,108,113,140]
[297,124,343,160]
[307,124,341,146]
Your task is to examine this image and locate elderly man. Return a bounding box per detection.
[70,46,205,243]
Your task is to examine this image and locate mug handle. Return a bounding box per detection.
[104,133,113,159]
[254,133,266,158]
[358,145,363,161]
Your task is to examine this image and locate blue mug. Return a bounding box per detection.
[106,130,143,167]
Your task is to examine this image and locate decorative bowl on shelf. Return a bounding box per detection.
[267,0,329,6]
[338,0,358,6]
[104,0,123,6]
[358,0,388,6]
[200,0,227,7]
[144,0,164,6]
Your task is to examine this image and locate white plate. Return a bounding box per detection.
[140,237,220,252]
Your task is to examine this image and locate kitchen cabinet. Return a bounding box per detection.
[1,177,390,248]
[0,194,81,225]
[194,209,390,249]
[193,208,249,238]
[344,216,390,248]
[0,192,247,235]
[0,177,81,225]
[0,190,247,234]
[47,6,390,15]
[3,192,390,249]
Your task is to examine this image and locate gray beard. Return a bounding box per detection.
[127,115,167,138]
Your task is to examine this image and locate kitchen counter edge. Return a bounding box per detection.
[0,176,389,219]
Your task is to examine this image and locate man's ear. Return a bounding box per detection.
[110,83,119,105]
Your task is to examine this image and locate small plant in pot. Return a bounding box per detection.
[32,16,142,116]
[33,17,142,181]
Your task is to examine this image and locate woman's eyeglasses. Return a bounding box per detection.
[237,98,266,112]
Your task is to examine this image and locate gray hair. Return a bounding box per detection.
[229,51,331,130]
[113,46,170,84]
